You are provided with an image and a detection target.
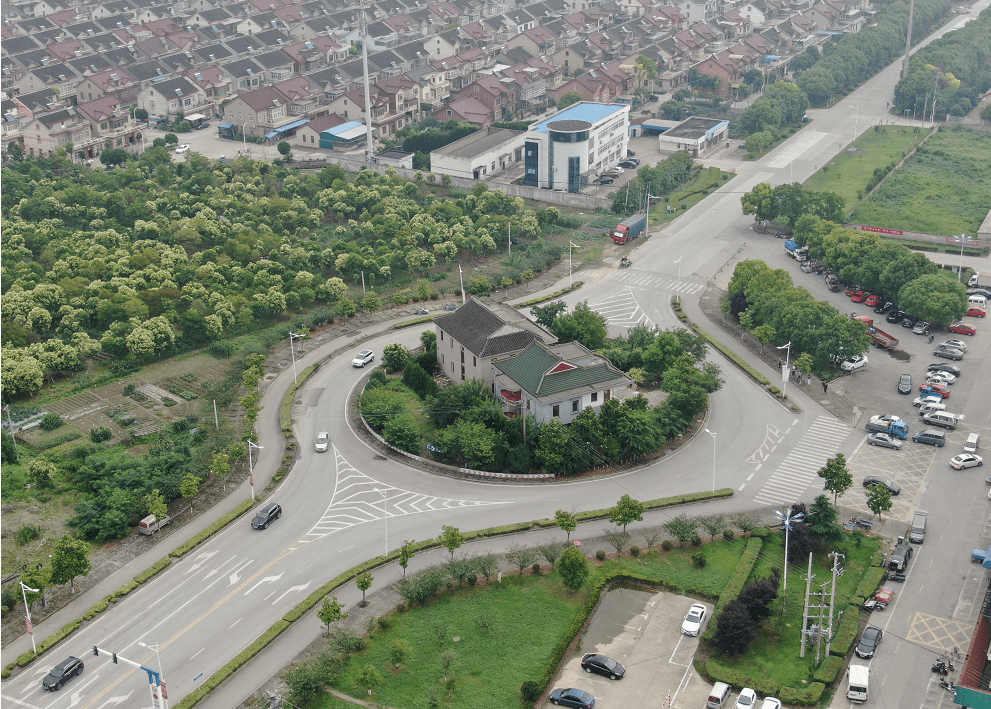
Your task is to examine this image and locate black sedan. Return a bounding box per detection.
[874,301,894,315]
[855,626,883,658]
[886,310,906,324]
[42,656,84,691]
[593,176,614,185]
[863,477,901,496]
[618,160,638,169]
[897,373,912,394]
[928,363,962,377]
[581,653,625,680]
[550,688,595,708]
[902,315,918,328]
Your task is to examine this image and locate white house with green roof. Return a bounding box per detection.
[491,340,634,424]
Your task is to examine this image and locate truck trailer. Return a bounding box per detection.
[610,214,647,244]
[784,239,809,261]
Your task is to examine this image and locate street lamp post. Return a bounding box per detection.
[139,641,167,709]
[949,234,967,282]
[20,581,39,653]
[569,241,579,288]
[704,428,716,493]
[776,341,792,400]
[288,331,304,383]
[851,105,859,144]
[241,121,255,155]
[773,506,805,612]
[247,440,263,500]
[674,256,683,296]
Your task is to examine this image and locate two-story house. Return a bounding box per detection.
[74,68,139,107]
[185,65,233,114]
[136,76,208,119]
[21,105,92,158]
[73,94,141,159]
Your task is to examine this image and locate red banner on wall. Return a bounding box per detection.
[860,225,904,236]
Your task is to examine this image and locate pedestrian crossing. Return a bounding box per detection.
[589,288,654,329]
[580,268,707,295]
[752,415,853,506]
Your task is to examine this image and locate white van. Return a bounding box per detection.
[923,411,959,429]
[706,682,733,708]
[969,295,987,308]
[965,433,981,453]
[919,402,947,417]
[847,664,869,703]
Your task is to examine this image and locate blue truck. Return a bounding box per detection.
[865,416,909,439]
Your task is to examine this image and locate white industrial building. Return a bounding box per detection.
[657,116,730,157]
[429,127,526,180]
[523,101,630,193]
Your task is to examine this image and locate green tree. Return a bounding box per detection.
[144,488,168,520]
[49,534,91,593]
[99,148,129,166]
[752,324,776,352]
[27,459,56,489]
[557,91,584,109]
[401,362,437,399]
[180,473,200,510]
[555,509,578,543]
[635,55,658,89]
[806,494,843,543]
[794,352,814,376]
[609,494,644,533]
[698,514,726,541]
[384,414,421,454]
[534,418,570,472]
[356,571,373,607]
[551,301,608,350]
[818,454,853,505]
[616,408,663,458]
[865,482,892,520]
[399,539,416,577]
[530,301,567,329]
[557,545,590,591]
[438,525,464,559]
[663,514,698,546]
[277,141,293,162]
[382,343,409,372]
[361,291,382,312]
[317,596,348,634]
[20,564,50,608]
[740,182,778,222]
[390,638,413,667]
[897,274,968,327]
[355,664,383,697]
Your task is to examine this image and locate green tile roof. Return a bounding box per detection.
[495,341,627,398]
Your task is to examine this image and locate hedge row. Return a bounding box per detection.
[829,605,861,658]
[712,537,763,616]
[280,364,317,433]
[516,281,584,308]
[852,566,887,603]
[173,620,292,709]
[688,323,771,386]
[706,658,781,698]
[813,655,844,684]
[779,682,825,705]
[392,314,435,329]
[535,489,735,529]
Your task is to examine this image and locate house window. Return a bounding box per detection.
[473,356,476,366]
[591,392,598,403]
[526,399,530,410]
[460,348,464,363]
[447,110,452,117]
[552,404,560,418]
[572,399,579,413]
[441,354,444,364]
[440,331,443,340]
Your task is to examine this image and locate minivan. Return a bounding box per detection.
[965,433,981,453]
[909,510,928,543]
[706,682,732,708]
[847,665,869,703]
[923,411,959,429]
[913,429,946,447]
[919,402,947,417]
[969,295,987,308]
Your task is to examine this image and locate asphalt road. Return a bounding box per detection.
[4,5,990,708]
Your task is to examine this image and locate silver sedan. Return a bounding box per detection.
[868,432,903,450]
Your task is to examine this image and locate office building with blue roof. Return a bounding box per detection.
[523,101,630,193]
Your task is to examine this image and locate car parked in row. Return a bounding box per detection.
[868,432,903,450]
[913,320,931,335]
[886,310,906,324]
[928,363,962,377]
[618,160,638,169]
[874,301,894,315]
[920,383,951,398]
[841,355,868,372]
[865,295,881,307]
[902,315,918,328]
[941,339,969,351]
[933,346,964,361]
[948,322,976,335]
[550,687,595,708]
[851,291,869,303]
[926,371,956,385]
[966,306,987,318]
[593,176,614,185]
[682,603,707,636]
[580,654,625,680]
[855,626,883,658]
[864,477,901,495]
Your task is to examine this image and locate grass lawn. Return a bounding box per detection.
[304,531,881,708]
[709,532,880,689]
[804,125,927,212]
[312,571,587,709]
[849,127,991,236]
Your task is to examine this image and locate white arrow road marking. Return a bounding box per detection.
[185,549,219,574]
[228,559,253,586]
[244,572,283,595]
[96,692,133,709]
[0,694,43,709]
[272,582,311,605]
[203,553,238,580]
[68,675,102,706]
[21,666,52,694]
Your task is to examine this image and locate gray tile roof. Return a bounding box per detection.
[435,298,554,358]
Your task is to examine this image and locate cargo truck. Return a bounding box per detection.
[139,514,171,535]
[865,416,909,439]
[784,238,809,261]
[610,214,647,244]
[968,273,991,288]
[850,316,899,349]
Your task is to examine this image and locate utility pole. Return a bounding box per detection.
[800,552,814,658]
[826,551,845,658]
[359,0,374,163]
[815,577,830,665]
[900,0,915,79]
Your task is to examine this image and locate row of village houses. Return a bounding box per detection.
[2,0,873,159]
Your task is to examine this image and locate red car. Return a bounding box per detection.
[865,295,882,307]
[851,291,869,303]
[948,322,977,336]
[919,383,951,398]
[966,307,987,318]
[846,285,862,297]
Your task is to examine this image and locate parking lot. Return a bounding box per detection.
[544,588,730,709]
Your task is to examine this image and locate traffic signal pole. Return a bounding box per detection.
[92,646,169,709]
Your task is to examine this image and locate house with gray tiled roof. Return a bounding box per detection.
[220,56,267,92]
[136,75,207,118]
[3,35,42,55]
[492,340,634,424]
[18,63,81,98]
[434,298,556,388]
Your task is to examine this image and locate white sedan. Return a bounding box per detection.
[941,339,968,351]
[759,699,783,709]
[681,603,707,636]
[841,355,868,372]
[351,350,375,367]
[926,371,956,385]
[913,395,943,407]
[950,454,983,470]
[175,144,190,154]
[736,688,758,709]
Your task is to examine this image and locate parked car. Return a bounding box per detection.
[913,429,947,447]
[927,363,961,377]
[627,149,636,157]
[948,322,976,335]
[315,431,329,452]
[926,372,955,386]
[602,167,624,176]
[174,144,190,154]
[919,382,951,398]
[865,295,881,307]
[251,502,282,530]
[855,626,883,658]
[42,657,84,691]
[966,307,987,318]
[580,653,625,679]
[863,477,901,495]
[681,603,707,636]
[593,176,614,185]
[950,454,983,470]
[875,301,894,315]
[845,285,862,297]
[840,355,868,371]
[549,688,595,708]
[941,339,968,351]
[902,315,918,328]
[933,346,964,361]
[887,310,906,324]
[735,688,758,709]
[851,291,868,303]
[897,373,912,394]
[352,349,375,367]
[868,432,903,450]
[913,395,943,407]
[626,157,641,165]
[913,320,931,334]
[618,160,638,169]
[758,699,783,709]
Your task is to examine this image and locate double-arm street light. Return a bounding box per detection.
[703,428,716,493]
[247,440,263,500]
[776,341,792,400]
[241,121,255,155]
[288,331,305,383]
[20,581,39,653]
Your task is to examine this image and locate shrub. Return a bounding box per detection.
[691,534,702,547]
[692,551,707,568]
[521,680,542,702]
[377,616,392,631]
[16,525,42,545]
[723,529,735,541]
[813,655,843,683]
[210,341,235,357]
[40,413,63,431]
[751,527,770,539]
[595,549,606,561]
[396,603,407,613]
[630,545,640,557]
[531,563,541,575]
[662,540,674,551]
[89,426,112,443]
